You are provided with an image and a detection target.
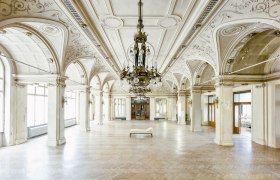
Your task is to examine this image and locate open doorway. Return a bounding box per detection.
[233,91,252,138]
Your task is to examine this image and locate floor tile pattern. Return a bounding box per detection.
[0,120,280,180]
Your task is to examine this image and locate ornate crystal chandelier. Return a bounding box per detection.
[120,0,161,96]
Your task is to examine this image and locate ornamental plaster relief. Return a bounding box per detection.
[0,0,116,78]
[180,0,280,75]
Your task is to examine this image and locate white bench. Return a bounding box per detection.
[130,127,153,137]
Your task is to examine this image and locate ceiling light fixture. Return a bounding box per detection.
[120,0,161,97]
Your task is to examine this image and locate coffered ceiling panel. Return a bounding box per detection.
[74,0,196,73]
[110,0,171,16]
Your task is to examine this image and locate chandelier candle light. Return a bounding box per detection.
[120,0,162,97]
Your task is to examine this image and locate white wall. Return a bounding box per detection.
[0,133,2,147]
[251,84,266,145]
[267,81,280,148]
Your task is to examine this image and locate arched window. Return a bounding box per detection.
[0,59,4,132]
[27,84,48,127]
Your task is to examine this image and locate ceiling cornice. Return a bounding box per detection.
[58,0,120,76]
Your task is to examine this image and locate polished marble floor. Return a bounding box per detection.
[0,120,280,180]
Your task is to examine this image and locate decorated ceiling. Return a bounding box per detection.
[0,0,279,93]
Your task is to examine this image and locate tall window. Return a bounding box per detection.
[114,98,125,117]
[208,95,215,127]
[0,61,4,132]
[27,85,48,127]
[155,98,167,118]
[64,91,76,120]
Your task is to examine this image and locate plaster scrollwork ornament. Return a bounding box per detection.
[227,0,280,21]
[0,0,54,16]
[221,25,246,36]
[158,15,181,29]
[100,15,123,30]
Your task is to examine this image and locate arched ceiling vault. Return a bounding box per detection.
[1,0,280,94]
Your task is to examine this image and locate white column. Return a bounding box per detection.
[167,97,172,121]
[172,97,177,121]
[201,94,209,126]
[78,86,90,131]
[266,81,280,148]
[186,95,191,122]
[126,96,131,120]
[14,83,27,144]
[103,92,111,123]
[177,91,186,125]
[214,81,234,146]
[89,94,95,121]
[47,77,66,146]
[252,83,266,145]
[94,90,103,125]
[190,87,202,132]
[75,91,80,125]
[150,97,155,120]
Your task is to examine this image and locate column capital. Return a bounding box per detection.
[191,86,202,93]
[47,76,67,88]
[178,90,187,96]
[92,90,102,96]
[214,81,234,88]
[15,82,26,88]
[103,91,111,97]
[13,74,67,87]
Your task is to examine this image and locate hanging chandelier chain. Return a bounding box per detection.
[120,0,162,97]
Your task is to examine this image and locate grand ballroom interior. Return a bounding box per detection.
[0,0,280,179]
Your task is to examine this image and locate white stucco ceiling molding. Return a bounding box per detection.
[212,18,280,75]
[0,22,62,75]
[158,15,181,29]
[64,60,88,86]
[264,45,280,74]
[193,62,208,85]
[182,0,280,76]
[40,24,61,37]
[100,15,123,30]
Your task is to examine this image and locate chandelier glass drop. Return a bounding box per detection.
[120,0,161,96]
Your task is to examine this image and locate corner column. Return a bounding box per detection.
[47,76,66,146]
[177,91,186,125]
[103,92,112,123]
[126,96,131,120]
[214,80,234,146]
[94,90,103,125]
[79,85,90,131]
[150,97,155,120]
[14,83,28,144]
[190,87,202,132]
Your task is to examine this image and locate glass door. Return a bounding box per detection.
[131,97,150,120]
[233,91,252,134]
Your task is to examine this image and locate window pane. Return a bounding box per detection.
[27,95,35,127]
[36,86,45,95]
[35,96,46,125]
[234,92,251,102]
[27,85,35,94]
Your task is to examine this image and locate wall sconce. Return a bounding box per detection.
[62,96,68,108]
[214,97,219,108]
[187,100,192,106]
[89,100,93,104]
